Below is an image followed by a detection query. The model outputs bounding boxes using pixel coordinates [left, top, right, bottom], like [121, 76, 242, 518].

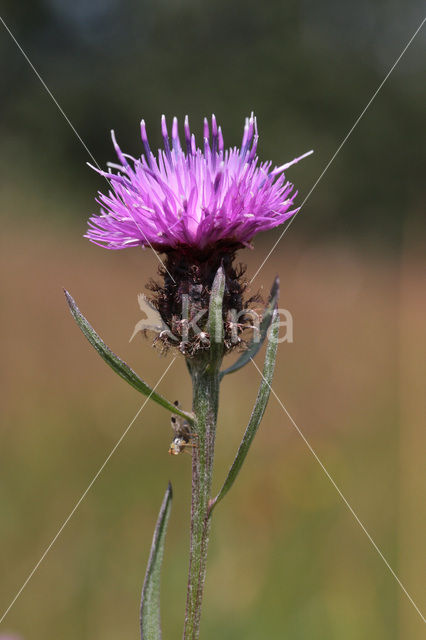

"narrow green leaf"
[208, 266, 226, 368]
[211, 310, 279, 510]
[140, 483, 173, 640]
[220, 276, 279, 379]
[65, 290, 193, 424]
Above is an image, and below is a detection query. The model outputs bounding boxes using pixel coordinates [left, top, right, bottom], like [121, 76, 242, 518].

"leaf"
[140, 483, 173, 640]
[65, 290, 193, 424]
[220, 276, 279, 379]
[208, 266, 226, 368]
[210, 309, 280, 510]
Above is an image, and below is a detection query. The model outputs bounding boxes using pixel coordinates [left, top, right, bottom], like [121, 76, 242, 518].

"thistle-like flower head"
[86, 114, 312, 252]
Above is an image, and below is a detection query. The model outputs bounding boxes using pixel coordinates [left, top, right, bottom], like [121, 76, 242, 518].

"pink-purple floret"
[85, 114, 312, 251]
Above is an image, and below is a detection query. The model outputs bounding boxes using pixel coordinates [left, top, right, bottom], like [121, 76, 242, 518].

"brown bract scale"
[146, 242, 262, 357]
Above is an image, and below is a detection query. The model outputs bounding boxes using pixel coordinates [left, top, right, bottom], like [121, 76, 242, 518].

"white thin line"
[250, 15, 426, 283]
[0, 15, 176, 284]
[0, 15, 99, 167]
[250, 357, 426, 624]
[0, 357, 176, 625]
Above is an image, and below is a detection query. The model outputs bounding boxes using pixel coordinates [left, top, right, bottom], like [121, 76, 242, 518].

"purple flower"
[85, 114, 312, 252]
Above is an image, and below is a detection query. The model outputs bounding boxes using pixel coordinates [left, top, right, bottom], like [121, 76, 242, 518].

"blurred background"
[0, 1, 425, 638]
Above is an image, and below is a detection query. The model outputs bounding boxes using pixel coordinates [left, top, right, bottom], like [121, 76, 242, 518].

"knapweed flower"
[86, 114, 311, 252]
[86, 115, 311, 355]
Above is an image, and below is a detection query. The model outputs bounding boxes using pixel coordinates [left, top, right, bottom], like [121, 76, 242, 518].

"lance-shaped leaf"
[140, 483, 173, 640]
[220, 276, 279, 379]
[208, 266, 226, 368]
[65, 290, 193, 424]
[210, 310, 279, 510]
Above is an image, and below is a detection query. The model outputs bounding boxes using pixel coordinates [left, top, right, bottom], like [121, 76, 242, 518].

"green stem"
[183, 355, 220, 640]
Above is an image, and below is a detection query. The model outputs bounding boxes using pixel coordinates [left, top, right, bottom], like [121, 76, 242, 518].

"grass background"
[0, 219, 424, 638]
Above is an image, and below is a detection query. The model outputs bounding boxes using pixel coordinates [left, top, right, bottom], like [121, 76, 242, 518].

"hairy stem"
[183, 356, 220, 640]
